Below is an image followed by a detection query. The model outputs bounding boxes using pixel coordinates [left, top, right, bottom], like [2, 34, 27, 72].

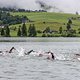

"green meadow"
[10, 12, 80, 37]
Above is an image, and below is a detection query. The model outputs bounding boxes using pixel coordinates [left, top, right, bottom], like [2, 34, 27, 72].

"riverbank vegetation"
[0, 8, 80, 37]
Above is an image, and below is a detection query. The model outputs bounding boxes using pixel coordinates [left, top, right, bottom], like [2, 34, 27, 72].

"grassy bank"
[8, 12, 80, 37]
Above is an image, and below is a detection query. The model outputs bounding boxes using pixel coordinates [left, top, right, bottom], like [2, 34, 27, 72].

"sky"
[0, 0, 80, 13]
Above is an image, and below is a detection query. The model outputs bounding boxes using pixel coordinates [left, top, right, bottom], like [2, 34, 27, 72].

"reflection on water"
[0, 38, 80, 80]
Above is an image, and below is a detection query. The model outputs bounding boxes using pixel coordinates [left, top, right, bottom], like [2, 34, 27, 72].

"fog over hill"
[0, 0, 80, 13]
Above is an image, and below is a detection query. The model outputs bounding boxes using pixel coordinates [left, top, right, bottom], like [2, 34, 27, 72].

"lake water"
[0, 37, 80, 80]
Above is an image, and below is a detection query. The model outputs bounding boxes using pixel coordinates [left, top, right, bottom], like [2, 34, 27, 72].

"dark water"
[0, 38, 80, 80]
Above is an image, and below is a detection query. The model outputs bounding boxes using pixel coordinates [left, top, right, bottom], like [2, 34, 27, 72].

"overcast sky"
[0, 0, 80, 13]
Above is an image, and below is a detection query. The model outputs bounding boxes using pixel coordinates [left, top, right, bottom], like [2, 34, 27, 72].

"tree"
[0, 20, 3, 25]
[78, 28, 80, 34]
[42, 33, 47, 37]
[17, 26, 21, 36]
[28, 24, 32, 36]
[76, 12, 79, 15]
[59, 27, 63, 34]
[68, 19, 72, 24]
[66, 23, 71, 31]
[5, 25, 10, 37]
[32, 24, 37, 37]
[44, 27, 50, 33]
[21, 23, 27, 36]
[0, 10, 29, 25]
[1, 28, 5, 36]
[28, 24, 37, 37]
[0, 11, 1, 20]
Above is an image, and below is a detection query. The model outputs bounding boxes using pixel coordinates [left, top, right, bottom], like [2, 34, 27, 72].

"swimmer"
[46, 51, 55, 60]
[9, 47, 16, 53]
[26, 50, 44, 57]
[73, 53, 80, 60]
[26, 50, 34, 55]
[0, 47, 16, 55]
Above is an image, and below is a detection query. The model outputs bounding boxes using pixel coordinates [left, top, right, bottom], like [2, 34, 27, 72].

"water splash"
[16, 47, 25, 56]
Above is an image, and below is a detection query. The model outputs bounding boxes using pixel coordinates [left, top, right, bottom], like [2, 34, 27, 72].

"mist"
[0, 0, 80, 13]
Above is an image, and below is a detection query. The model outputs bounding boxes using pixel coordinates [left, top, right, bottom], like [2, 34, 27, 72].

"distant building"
[0, 25, 5, 28]
[43, 29, 58, 34]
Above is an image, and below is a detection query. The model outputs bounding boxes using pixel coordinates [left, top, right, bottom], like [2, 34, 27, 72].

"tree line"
[58, 18, 77, 37]
[1, 19, 80, 37]
[0, 7, 47, 12]
[0, 25, 10, 37]
[0, 11, 29, 25]
[17, 23, 37, 37]
[0, 23, 37, 37]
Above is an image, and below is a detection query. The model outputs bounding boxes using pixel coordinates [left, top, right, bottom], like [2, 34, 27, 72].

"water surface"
[0, 37, 80, 80]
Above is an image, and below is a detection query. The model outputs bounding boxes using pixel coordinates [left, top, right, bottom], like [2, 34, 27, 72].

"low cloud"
[0, 0, 80, 13]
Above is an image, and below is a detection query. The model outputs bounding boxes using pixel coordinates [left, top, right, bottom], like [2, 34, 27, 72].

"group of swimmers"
[0, 47, 55, 60]
[0, 47, 80, 60]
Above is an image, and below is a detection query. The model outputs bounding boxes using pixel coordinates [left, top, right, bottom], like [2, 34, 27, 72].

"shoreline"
[0, 37, 80, 42]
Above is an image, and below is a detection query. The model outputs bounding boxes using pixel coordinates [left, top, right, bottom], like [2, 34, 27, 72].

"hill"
[9, 12, 80, 37]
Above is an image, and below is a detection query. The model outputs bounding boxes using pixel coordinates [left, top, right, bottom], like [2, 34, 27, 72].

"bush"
[52, 34, 61, 37]
[42, 33, 47, 37]
[37, 30, 42, 33]
[67, 33, 76, 37]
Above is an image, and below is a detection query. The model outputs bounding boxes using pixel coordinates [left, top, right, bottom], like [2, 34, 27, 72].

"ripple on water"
[0, 41, 80, 80]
